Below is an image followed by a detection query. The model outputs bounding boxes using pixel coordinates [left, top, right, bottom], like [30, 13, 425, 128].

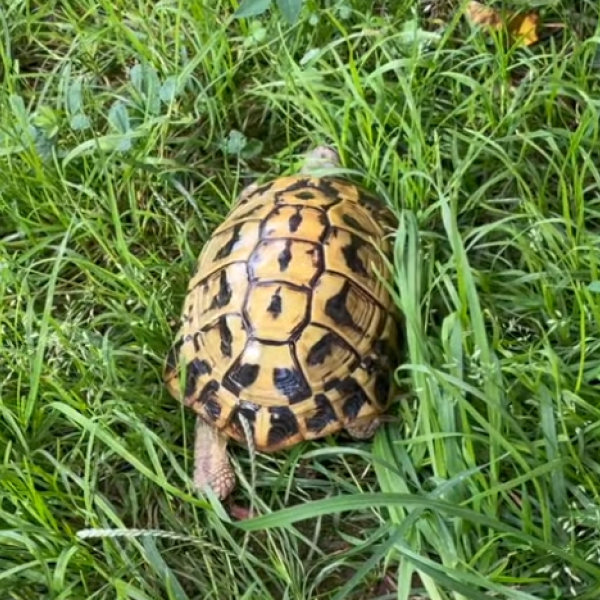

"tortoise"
[164, 145, 400, 502]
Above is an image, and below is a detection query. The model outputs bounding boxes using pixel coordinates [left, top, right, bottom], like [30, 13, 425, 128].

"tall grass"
[2, 0, 600, 598]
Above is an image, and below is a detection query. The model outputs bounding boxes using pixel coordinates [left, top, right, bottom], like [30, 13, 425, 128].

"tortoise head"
[300, 145, 341, 174]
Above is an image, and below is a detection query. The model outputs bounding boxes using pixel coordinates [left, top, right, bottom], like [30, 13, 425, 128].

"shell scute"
[248, 238, 324, 287]
[221, 340, 311, 406]
[313, 273, 385, 351]
[261, 205, 329, 242]
[324, 227, 391, 298]
[244, 282, 310, 342]
[295, 324, 360, 389]
[188, 263, 248, 330]
[194, 221, 259, 280]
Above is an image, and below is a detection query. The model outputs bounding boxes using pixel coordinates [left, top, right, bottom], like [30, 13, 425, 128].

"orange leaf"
[508, 12, 539, 46]
[465, 1, 540, 46]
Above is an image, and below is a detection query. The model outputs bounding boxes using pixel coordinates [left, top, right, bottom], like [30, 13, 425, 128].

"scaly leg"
[193, 416, 236, 500]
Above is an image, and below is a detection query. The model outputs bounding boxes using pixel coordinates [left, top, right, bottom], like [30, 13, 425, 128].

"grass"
[2, 0, 600, 598]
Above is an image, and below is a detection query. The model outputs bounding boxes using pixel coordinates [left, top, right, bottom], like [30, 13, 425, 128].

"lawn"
[2, 0, 600, 598]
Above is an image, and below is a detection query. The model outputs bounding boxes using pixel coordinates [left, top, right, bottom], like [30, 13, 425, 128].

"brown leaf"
[466, 0, 504, 29]
[465, 1, 540, 46]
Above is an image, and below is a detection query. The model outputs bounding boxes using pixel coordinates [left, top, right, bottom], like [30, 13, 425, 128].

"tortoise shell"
[164, 175, 399, 453]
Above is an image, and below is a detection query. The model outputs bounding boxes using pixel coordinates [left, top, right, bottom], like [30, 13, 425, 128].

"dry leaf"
[508, 11, 540, 45]
[465, 1, 540, 46]
[465, 0, 504, 29]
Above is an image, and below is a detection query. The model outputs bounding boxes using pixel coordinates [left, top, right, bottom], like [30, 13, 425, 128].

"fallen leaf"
[465, 1, 540, 46]
[466, 0, 503, 29]
[508, 11, 540, 46]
